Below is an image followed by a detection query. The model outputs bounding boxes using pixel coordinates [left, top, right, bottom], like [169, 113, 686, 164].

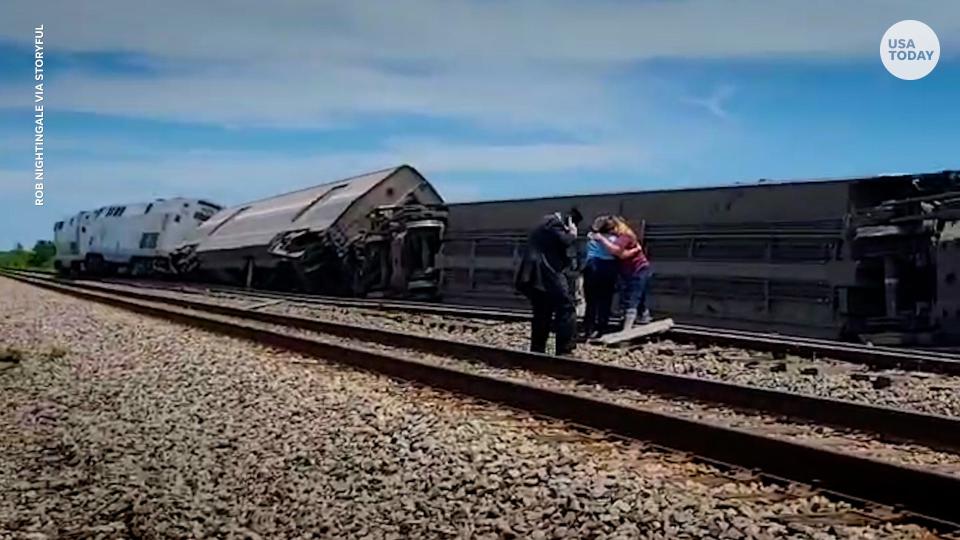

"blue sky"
[0, 0, 958, 248]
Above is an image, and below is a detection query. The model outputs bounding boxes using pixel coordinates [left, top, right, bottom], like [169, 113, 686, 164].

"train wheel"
[84, 254, 106, 276]
[130, 258, 150, 277]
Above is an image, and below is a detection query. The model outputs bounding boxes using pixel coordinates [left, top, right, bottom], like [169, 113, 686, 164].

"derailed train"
[172, 165, 447, 297]
[438, 170, 960, 344]
[51, 166, 960, 343]
[53, 165, 448, 298]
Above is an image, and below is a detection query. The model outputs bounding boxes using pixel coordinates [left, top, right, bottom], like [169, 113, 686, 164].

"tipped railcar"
[439, 170, 960, 345]
[53, 198, 222, 276]
[172, 165, 447, 298]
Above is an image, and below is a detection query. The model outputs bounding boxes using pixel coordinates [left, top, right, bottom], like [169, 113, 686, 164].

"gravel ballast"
[247, 298, 960, 419]
[71, 279, 960, 420]
[54, 281, 960, 474]
[0, 277, 945, 539]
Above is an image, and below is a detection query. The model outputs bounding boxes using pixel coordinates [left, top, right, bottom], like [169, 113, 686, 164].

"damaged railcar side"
[172, 165, 448, 298]
[439, 170, 960, 345]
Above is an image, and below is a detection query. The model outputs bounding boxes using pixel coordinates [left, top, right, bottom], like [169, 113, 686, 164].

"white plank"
[598, 318, 674, 346]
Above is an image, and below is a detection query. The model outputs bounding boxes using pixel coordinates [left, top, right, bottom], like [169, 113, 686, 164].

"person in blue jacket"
[581, 215, 619, 339]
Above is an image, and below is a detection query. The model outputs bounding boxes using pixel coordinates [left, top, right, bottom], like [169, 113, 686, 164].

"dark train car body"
[439, 171, 960, 344]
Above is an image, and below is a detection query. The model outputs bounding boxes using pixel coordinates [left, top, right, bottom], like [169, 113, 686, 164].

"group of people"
[514, 208, 652, 355]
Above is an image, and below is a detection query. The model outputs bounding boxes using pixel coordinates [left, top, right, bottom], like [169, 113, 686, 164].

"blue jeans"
[620, 266, 652, 314]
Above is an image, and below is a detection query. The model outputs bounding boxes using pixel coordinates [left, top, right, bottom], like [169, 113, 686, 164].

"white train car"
[52, 211, 88, 271]
[172, 165, 447, 298]
[53, 198, 222, 276]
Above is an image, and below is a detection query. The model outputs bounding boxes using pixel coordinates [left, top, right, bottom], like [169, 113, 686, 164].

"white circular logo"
[881, 20, 940, 80]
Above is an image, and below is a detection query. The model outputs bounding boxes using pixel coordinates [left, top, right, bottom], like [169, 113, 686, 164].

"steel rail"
[7, 268, 960, 372]
[75, 272, 960, 373]
[3, 271, 960, 529]
[665, 326, 960, 375]
[676, 323, 960, 360]
[7, 270, 960, 454]
[247, 297, 960, 374]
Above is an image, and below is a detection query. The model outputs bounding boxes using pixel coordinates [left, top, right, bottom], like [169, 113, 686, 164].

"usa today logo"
[881, 20, 940, 80]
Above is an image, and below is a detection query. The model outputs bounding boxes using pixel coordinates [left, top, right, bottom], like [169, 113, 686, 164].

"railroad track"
[18, 267, 960, 375]
[4, 269, 960, 531]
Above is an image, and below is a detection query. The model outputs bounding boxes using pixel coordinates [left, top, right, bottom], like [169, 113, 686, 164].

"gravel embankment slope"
[0, 279, 937, 539]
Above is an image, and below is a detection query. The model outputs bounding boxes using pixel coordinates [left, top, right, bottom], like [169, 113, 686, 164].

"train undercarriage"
[173, 204, 448, 299]
[848, 182, 960, 344]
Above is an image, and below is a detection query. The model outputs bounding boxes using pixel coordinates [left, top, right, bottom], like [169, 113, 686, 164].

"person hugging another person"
[581, 215, 619, 339]
[589, 216, 652, 331]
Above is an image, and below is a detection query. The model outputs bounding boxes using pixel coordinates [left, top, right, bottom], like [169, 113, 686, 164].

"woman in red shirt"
[589, 217, 652, 331]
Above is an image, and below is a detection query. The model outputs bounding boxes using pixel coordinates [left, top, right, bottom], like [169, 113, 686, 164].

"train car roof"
[445, 170, 960, 207]
[55, 197, 219, 220]
[192, 164, 424, 252]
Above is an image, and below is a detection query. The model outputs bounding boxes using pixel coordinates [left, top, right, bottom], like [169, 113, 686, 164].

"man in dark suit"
[515, 207, 583, 355]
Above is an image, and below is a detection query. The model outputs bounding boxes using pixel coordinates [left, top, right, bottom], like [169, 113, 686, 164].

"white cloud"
[1, 137, 649, 211]
[1, 0, 955, 245]
[682, 84, 736, 119]
[1, 0, 957, 130]
[5, 1, 959, 63]
[2, 61, 616, 132]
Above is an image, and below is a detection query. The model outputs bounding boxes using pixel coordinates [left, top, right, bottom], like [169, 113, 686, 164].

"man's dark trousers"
[529, 284, 576, 355]
[582, 258, 618, 337]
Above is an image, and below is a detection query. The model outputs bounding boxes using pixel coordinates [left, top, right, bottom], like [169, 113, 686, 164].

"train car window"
[193, 211, 212, 222]
[94, 208, 104, 218]
[183, 202, 189, 208]
[118, 207, 126, 217]
[174, 215, 181, 223]
[199, 200, 222, 211]
[145, 203, 153, 214]
[139, 232, 159, 249]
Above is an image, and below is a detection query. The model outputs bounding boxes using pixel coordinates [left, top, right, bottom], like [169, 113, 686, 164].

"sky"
[0, 0, 958, 248]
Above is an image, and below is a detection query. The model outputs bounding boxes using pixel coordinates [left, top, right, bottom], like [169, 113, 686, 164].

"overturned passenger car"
[172, 165, 447, 298]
